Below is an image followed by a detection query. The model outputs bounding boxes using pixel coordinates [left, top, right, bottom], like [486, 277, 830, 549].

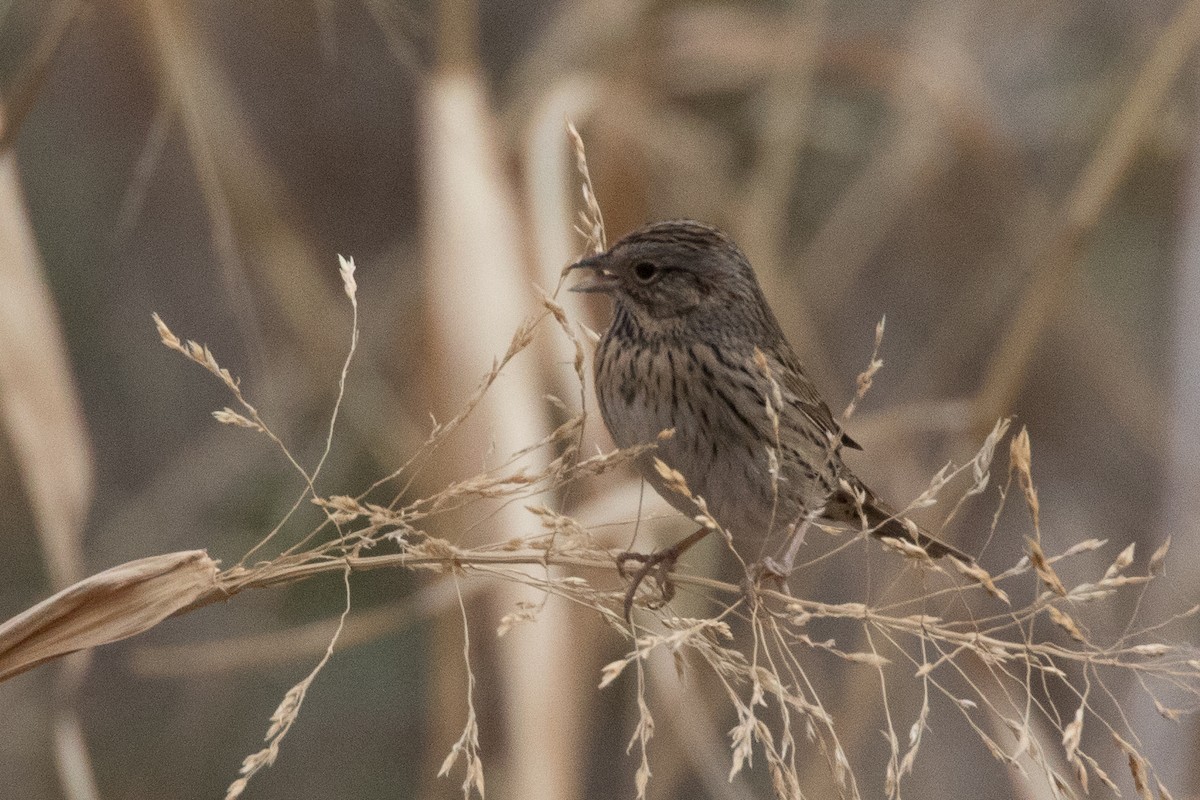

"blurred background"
[1, 1, 1198, 798]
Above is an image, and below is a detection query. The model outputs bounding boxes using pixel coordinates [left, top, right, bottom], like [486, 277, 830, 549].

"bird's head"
[568, 220, 765, 325]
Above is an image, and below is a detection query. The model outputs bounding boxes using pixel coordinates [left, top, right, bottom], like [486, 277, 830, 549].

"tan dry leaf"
[1148, 535, 1171, 576]
[653, 457, 691, 497]
[1010, 427, 1040, 529]
[212, 407, 263, 431]
[953, 558, 1011, 605]
[879, 535, 934, 562]
[566, 120, 606, 254]
[598, 658, 631, 689]
[1060, 538, 1107, 558]
[1154, 699, 1182, 721]
[0, 550, 219, 682]
[1047, 605, 1086, 642]
[1104, 542, 1136, 580]
[496, 602, 539, 637]
[1067, 585, 1118, 603]
[843, 651, 891, 667]
[828, 602, 869, 618]
[1062, 704, 1083, 761]
[1112, 733, 1153, 800]
[337, 254, 357, 300]
[1026, 537, 1068, 597]
[1128, 643, 1168, 657]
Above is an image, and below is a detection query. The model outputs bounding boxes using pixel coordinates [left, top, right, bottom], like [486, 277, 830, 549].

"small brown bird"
[570, 220, 969, 617]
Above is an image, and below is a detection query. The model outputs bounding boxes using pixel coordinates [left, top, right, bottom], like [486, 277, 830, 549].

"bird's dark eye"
[633, 261, 658, 282]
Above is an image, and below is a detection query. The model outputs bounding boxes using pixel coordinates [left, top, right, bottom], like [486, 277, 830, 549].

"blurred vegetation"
[1, 1, 1198, 799]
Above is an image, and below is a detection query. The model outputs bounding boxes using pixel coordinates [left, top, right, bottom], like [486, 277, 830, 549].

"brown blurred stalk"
[0, 113, 97, 799]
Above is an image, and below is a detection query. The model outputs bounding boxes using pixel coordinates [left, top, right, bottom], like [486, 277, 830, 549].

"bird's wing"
[772, 346, 862, 451]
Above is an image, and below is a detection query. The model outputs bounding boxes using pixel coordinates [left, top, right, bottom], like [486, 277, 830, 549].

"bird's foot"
[752, 556, 792, 583]
[616, 548, 683, 621]
[742, 558, 793, 609]
[616, 527, 712, 621]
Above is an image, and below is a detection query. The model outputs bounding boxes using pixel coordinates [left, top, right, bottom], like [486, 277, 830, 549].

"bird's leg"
[617, 526, 711, 620]
[764, 518, 810, 578]
[748, 517, 811, 595]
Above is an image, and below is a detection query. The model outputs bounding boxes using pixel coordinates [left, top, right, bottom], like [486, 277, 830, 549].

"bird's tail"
[828, 484, 973, 563]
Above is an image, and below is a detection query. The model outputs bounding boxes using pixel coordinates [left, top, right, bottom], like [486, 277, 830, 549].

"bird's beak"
[566, 253, 619, 294]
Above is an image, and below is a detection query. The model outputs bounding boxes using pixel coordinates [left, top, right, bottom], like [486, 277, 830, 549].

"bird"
[568, 220, 970, 618]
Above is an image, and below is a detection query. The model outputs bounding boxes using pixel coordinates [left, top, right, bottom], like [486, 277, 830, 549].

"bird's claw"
[615, 551, 646, 580]
[752, 557, 792, 585]
[741, 558, 794, 609]
[617, 549, 681, 620]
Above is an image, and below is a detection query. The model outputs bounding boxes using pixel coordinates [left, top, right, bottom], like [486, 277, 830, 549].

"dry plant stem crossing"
[169, 546, 1193, 681]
